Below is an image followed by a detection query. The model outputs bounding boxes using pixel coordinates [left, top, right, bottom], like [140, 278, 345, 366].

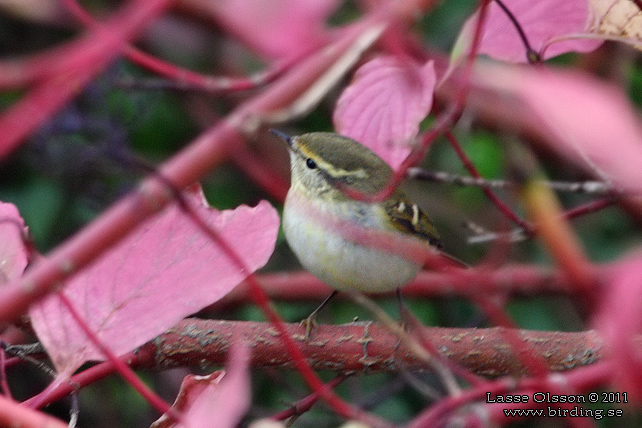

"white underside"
[283, 191, 422, 293]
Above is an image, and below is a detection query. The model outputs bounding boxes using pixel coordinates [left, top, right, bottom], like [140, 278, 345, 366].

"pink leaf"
[591, 0, 642, 48]
[333, 56, 436, 169]
[181, 343, 251, 428]
[0, 202, 28, 284]
[474, 62, 642, 193]
[30, 189, 279, 373]
[151, 371, 226, 428]
[197, 0, 338, 60]
[454, 0, 602, 63]
[595, 253, 642, 401]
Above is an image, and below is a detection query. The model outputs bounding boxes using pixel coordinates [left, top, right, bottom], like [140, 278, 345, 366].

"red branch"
[271, 375, 347, 421]
[0, 0, 632, 425]
[163, 182, 385, 426]
[0, 0, 412, 325]
[135, 319, 603, 378]
[61, 0, 289, 93]
[0, 395, 67, 428]
[0, 3, 446, 427]
[24, 348, 156, 409]
[51, 294, 173, 417]
[409, 362, 613, 427]
[0, 0, 173, 158]
[23, 319, 607, 410]
[216, 264, 593, 309]
[445, 130, 534, 234]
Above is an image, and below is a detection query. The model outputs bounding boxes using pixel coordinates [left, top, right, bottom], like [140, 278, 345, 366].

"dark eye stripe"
[306, 158, 317, 169]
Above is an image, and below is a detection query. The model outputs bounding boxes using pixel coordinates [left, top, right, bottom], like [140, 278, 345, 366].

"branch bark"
[136, 319, 603, 378]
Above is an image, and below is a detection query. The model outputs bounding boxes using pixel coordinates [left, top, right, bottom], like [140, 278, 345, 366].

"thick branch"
[136, 319, 603, 378]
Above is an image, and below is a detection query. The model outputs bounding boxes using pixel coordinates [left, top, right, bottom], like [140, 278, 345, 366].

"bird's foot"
[300, 315, 318, 341]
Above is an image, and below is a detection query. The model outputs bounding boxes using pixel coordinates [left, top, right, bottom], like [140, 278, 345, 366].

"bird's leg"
[397, 287, 410, 329]
[302, 290, 338, 340]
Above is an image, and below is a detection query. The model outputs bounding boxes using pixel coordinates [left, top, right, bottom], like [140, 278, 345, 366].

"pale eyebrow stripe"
[298, 146, 369, 178]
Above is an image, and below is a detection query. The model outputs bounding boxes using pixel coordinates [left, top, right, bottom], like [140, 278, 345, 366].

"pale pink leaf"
[595, 252, 642, 400]
[475, 62, 642, 193]
[30, 189, 278, 373]
[181, 343, 251, 428]
[195, 0, 338, 60]
[453, 0, 602, 63]
[333, 56, 436, 169]
[151, 371, 226, 428]
[591, 0, 642, 48]
[0, 202, 28, 284]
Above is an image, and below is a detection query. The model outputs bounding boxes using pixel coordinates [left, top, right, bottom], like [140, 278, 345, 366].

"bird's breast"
[283, 190, 423, 293]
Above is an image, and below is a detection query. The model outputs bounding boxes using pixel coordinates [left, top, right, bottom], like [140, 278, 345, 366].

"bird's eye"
[305, 158, 317, 169]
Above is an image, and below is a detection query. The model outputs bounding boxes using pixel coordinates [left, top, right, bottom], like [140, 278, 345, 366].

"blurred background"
[1, 0, 641, 426]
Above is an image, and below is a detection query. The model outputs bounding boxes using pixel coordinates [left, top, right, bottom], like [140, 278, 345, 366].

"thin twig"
[272, 375, 347, 424]
[563, 197, 617, 219]
[0, 349, 11, 400]
[1, 343, 54, 378]
[69, 394, 79, 428]
[22, 349, 151, 409]
[346, 292, 464, 396]
[127, 162, 390, 428]
[466, 197, 618, 244]
[407, 168, 613, 194]
[63, 0, 289, 94]
[398, 369, 442, 401]
[492, 0, 541, 63]
[334, 0, 493, 204]
[53, 293, 175, 419]
[113, 68, 283, 94]
[445, 130, 535, 235]
[466, 226, 526, 244]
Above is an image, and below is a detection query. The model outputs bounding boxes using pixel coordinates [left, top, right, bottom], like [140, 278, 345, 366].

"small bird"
[273, 130, 447, 336]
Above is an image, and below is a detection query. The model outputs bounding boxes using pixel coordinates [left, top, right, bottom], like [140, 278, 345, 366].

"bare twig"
[48, 294, 174, 418]
[446, 130, 535, 235]
[63, 0, 290, 94]
[272, 375, 347, 424]
[466, 225, 526, 244]
[492, 0, 541, 63]
[346, 292, 463, 395]
[113, 67, 286, 94]
[407, 168, 613, 195]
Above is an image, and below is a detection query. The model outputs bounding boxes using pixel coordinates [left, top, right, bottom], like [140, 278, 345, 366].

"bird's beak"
[270, 129, 294, 150]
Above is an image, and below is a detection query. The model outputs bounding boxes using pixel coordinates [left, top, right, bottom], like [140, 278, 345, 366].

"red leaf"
[0, 202, 28, 284]
[333, 56, 436, 169]
[454, 0, 602, 63]
[30, 189, 278, 373]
